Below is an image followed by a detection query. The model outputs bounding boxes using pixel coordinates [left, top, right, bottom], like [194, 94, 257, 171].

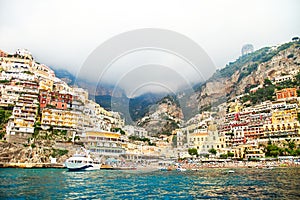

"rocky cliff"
[193, 40, 300, 113]
[0, 130, 81, 164]
[137, 95, 183, 136]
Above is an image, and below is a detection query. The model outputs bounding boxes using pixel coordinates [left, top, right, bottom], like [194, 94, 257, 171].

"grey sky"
[0, 0, 299, 96]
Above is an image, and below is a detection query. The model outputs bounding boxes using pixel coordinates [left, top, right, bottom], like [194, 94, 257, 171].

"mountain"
[53, 68, 76, 85]
[129, 93, 167, 122]
[53, 68, 169, 123]
[137, 39, 300, 136]
[188, 40, 300, 113]
[94, 93, 166, 124]
[53, 68, 124, 97]
[137, 95, 183, 136]
[52, 39, 300, 125]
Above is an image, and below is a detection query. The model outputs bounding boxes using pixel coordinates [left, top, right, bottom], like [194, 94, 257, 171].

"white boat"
[176, 167, 187, 172]
[64, 148, 101, 171]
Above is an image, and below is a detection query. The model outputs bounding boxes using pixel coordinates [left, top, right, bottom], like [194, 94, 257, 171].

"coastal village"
[0, 39, 300, 169]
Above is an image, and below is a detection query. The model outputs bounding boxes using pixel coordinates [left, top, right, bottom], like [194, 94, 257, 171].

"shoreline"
[0, 162, 65, 169]
[1, 161, 299, 170]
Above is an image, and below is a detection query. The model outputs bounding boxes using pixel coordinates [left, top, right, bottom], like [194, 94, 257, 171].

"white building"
[123, 125, 148, 138]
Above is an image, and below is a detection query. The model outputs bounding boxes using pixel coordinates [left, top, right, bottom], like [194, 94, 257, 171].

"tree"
[288, 141, 295, 150]
[265, 144, 280, 157]
[188, 148, 198, 157]
[263, 78, 273, 87]
[227, 152, 234, 157]
[208, 148, 217, 155]
[220, 154, 228, 159]
[292, 36, 299, 41]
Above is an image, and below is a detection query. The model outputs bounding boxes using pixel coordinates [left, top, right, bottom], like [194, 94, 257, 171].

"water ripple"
[0, 168, 299, 199]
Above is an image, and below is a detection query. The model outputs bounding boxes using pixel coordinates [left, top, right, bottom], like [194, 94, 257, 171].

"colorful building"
[276, 88, 297, 101]
[41, 108, 79, 130]
[39, 90, 72, 110]
[264, 108, 299, 137]
[82, 131, 126, 157]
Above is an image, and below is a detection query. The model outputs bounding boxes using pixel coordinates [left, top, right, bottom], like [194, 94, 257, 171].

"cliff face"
[0, 142, 73, 164]
[137, 96, 183, 136]
[0, 130, 82, 164]
[129, 41, 300, 128]
[195, 41, 300, 112]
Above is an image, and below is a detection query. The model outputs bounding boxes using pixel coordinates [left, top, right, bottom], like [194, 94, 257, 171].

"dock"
[0, 162, 65, 169]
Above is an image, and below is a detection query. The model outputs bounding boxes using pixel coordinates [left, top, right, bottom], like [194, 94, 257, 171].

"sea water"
[0, 167, 299, 199]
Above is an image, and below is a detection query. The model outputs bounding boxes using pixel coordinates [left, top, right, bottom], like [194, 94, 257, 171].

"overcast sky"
[0, 0, 299, 96]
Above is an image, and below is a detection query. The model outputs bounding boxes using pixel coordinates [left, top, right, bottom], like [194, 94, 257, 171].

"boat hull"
[65, 162, 101, 171]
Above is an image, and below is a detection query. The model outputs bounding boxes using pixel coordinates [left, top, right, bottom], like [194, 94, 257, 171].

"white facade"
[123, 125, 148, 138]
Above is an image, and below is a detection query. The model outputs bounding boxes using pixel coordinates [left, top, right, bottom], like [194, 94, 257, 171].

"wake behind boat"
[64, 148, 101, 171]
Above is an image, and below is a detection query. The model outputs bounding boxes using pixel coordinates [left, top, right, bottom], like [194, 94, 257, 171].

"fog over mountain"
[1, 0, 299, 96]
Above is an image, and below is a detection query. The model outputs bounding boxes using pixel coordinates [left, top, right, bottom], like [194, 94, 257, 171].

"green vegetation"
[22, 71, 34, 75]
[128, 135, 155, 146]
[208, 148, 217, 155]
[111, 127, 125, 135]
[219, 154, 228, 159]
[242, 72, 300, 106]
[237, 63, 258, 82]
[264, 141, 300, 157]
[159, 95, 181, 108]
[0, 107, 12, 124]
[160, 120, 179, 136]
[242, 79, 275, 105]
[212, 41, 296, 81]
[0, 79, 10, 84]
[33, 122, 42, 138]
[188, 148, 198, 157]
[46, 104, 56, 109]
[275, 72, 300, 90]
[227, 152, 234, 157]
[172, 135, 177, 148]
[51, 148, 69, 158]
[0, 107, 12, 139]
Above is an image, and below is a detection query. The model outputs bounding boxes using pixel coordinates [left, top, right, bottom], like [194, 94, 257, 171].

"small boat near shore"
[176, 167, 187, 172]
[64, 148, 101, 171]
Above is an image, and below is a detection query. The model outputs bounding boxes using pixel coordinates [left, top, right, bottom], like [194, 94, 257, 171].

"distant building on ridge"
[241, 44, 254, 56]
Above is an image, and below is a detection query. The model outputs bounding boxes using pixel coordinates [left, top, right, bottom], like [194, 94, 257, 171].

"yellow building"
[83, 131, 126, 157]
[39, 79, 53, 91]
[264, 108, 299, 136]
[228, 101, 243, 113]
[41, 108, 79, 129]
[189, 124, 226, 155]
[231, 144, 265, 159]
[0, 56, 33, 71]
[32, 64, 55, 79]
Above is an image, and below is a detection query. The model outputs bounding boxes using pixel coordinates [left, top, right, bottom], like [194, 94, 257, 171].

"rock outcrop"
[194, 41, 300, 112]
[137, 96, 183, 136]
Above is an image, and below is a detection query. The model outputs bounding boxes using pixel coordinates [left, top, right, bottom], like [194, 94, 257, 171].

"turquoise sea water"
[0, 167, 299, 199]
